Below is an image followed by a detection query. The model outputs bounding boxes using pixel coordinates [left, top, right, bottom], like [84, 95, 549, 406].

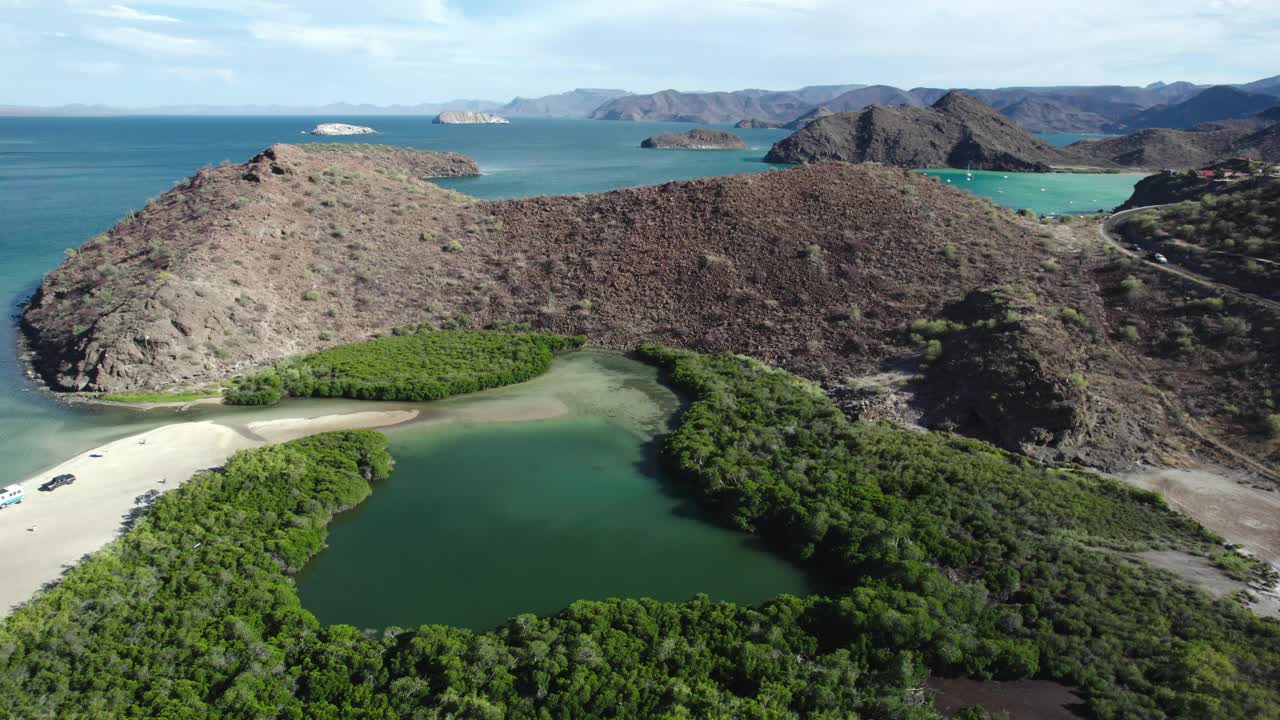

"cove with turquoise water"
[295, 351, 810, 630]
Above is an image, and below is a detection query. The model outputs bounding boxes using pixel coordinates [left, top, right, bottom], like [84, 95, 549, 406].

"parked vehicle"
[0, 484, 22, 509]
[39, 474, 75, 492]
[1151, 253, 1169, 264]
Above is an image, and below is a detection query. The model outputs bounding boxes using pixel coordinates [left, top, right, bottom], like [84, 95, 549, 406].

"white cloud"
[85, 26, 214, 55]
[88, 4, 181, 23]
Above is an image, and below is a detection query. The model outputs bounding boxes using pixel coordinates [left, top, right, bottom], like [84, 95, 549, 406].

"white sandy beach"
[0, 409, 417, 617]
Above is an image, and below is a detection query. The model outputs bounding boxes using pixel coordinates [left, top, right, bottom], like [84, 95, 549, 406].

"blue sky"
[2, 0, 1278, 106]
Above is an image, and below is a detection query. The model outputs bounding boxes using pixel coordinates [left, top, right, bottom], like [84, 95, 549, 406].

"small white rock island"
[433, 111, 510, 125]
[308, 123, 379, 136]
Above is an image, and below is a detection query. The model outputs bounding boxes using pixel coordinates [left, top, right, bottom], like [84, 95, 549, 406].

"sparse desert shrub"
[96, 263, 118, 278]
[1069, 372, 1089, 390]
[302, 290, 321, 301]
[1221, 316, 1251, 337]
[910, 318, 963, 340]
[1039, 259, 1059, 272]
[924, 339, 944, 362]
[1121, 275, 1143, 292]
[575, 298, 594, 312]
[1267, 414, 1280, 437]
[1058, 307, 1088, 328]
[1119, 325, 1140, 341]
[444, 240, 464, 252]
[1187, 297, 1225, 313]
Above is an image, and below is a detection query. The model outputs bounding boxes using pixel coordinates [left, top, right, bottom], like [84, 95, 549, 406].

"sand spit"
[0, 409, 416, 616]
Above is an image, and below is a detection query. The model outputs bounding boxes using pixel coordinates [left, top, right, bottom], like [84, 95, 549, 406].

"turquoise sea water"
[0, 117, 1144, 613]
[1036, 132, 1116, 147]
[921, 169, 1147, 215]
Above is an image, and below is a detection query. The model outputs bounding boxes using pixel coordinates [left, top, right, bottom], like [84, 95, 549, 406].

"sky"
[2, 0, 1278, 107]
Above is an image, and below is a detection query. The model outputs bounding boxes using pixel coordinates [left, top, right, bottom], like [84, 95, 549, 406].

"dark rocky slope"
[1118, 159, 1269, 209]
[1069, 122, 1280, 169]
[640, 128, 747, 149]
[764, 91, 1073, 171]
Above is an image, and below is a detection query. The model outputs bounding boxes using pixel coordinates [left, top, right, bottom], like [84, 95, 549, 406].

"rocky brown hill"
[1068, 122, 1280, 169]
[23, 143, 1050, 395]
[734, 118, 785, 129]
[22, 143, 1280, 477]
[640, 129, 747, 149]
[763, 92, 1073, 171]
[999, 95, 1111, 133]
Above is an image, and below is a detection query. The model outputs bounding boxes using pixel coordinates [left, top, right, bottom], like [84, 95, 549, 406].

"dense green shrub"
[640, 346, 1280, 719]
[3, 349, 1278, 719]
[1141, 180, 1279, 260]
[225, 329, 585, 405]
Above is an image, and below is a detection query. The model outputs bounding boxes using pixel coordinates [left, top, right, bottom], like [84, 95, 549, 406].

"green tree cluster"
[225, 329, 584, 405]
[2, 348, 1278, 719]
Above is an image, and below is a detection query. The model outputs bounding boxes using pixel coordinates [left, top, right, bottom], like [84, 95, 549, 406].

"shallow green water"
[295, 352, 810, 630]
[920, 169, 1148, 215]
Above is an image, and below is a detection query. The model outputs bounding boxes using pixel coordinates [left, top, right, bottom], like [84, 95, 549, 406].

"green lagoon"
[295, 352, 810, 629]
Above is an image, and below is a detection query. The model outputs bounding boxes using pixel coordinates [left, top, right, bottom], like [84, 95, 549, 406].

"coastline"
[0, 408, 418, 617]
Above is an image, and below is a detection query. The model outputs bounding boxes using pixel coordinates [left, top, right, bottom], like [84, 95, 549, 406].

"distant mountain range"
[586, 85, 865, 123]
[1106, 86, 1280, 132]
[591, 79, 1280, 134]
[499, 89, 632, 118]
[4, 76, 1278, 135]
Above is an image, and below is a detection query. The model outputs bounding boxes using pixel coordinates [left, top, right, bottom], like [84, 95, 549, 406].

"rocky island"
[640, 128, 748, 149]
[433, 111, 510, 124]
[734, 118, 785, 129]
[308, 123, 378, 136]
[764, 91, 1074, 171]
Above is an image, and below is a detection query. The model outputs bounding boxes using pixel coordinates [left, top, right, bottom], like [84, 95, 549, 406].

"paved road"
[1099, 205, 1280, 314]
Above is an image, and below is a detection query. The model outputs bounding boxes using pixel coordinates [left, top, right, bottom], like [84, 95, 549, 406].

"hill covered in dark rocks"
[764, 92, 1074, 171]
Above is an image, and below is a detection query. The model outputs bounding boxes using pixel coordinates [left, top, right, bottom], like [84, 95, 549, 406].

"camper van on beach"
[0, 484, 23, 509]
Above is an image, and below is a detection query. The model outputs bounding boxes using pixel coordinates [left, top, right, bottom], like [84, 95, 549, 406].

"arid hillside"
[25, 143, 1052, 394]
[764, 92, 1076, 171]
[22, 143, 1280, 477]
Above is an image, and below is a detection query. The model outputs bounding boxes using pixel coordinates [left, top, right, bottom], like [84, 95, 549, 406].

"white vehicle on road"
[0, 484, 23, 509]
